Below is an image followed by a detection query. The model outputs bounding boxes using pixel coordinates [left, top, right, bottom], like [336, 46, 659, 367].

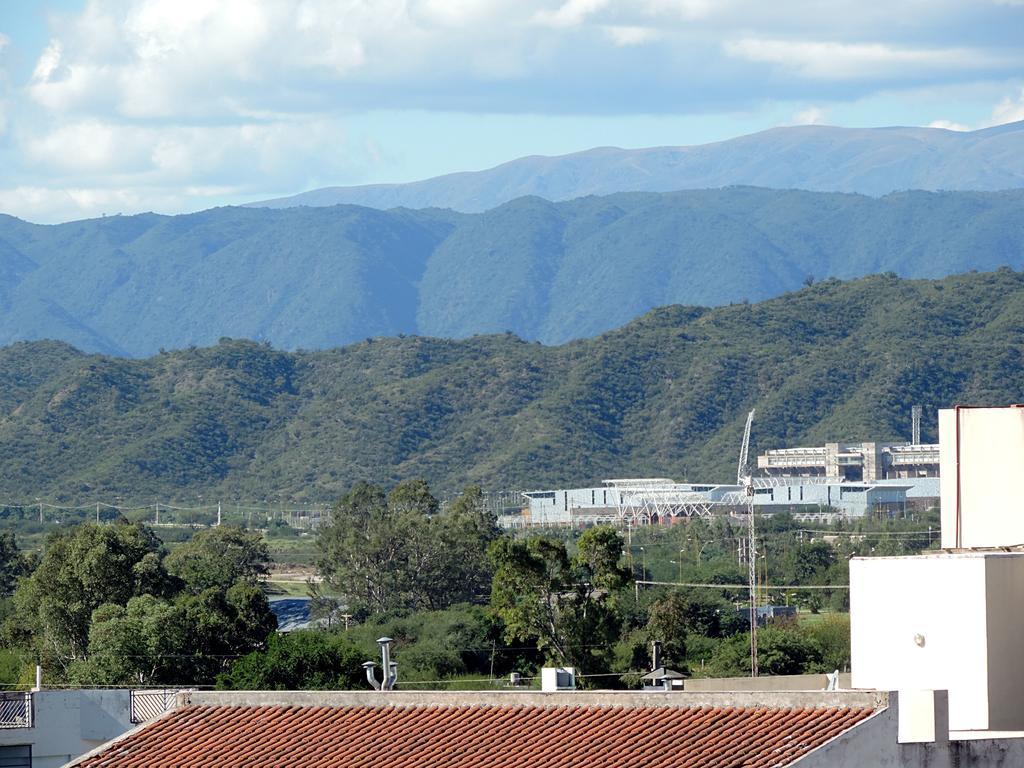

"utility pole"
[96, 503, 100, 524]
[217, 501, 222, 527]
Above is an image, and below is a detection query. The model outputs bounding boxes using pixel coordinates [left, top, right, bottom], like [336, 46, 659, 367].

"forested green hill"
[3, 188, 1024, 355]
[1, 270, 1022, 504]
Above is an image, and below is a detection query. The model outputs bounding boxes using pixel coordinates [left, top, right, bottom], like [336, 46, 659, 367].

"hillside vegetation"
[251, 121, 1024, 212]
[1, 270, 1022, 503]
[3, 188, 1024, 354]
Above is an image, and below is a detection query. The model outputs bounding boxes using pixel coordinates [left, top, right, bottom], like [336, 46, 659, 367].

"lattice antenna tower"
[912, 405, 922, 445]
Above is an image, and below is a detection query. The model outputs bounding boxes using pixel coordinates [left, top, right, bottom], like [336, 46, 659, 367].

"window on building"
[0, 745, 31, 768]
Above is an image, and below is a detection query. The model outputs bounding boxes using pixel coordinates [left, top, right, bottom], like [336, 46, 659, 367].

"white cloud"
[928, 119, 970, 131]
[635, 0, 716, 19]
[4, 0, 1024, 222]
[533, 0, 610, 28]
[602, 25, 659, 46]
[793, 106, 827, 125]
[992, 88, 1024, 125]
[925, 87, 1024, 132]
[723, 38, 1008, 80]
[20, 117, 359, 184]
[0, 184, 217, 223]
[26, 120, 139, 173]
[31, 39, 63, 83]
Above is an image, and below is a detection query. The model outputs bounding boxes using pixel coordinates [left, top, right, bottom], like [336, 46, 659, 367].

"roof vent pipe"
[363, 637, 398, 691]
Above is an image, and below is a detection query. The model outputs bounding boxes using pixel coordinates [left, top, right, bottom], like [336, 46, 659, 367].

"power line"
[636, 579, 848, 590]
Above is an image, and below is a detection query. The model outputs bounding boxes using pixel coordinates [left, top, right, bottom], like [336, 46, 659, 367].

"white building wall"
[0, 690, 135, 768]
[851, 551, 1024, 733]
[851, 553, 991, 731]
[939, 407, 1024, 549]
[794, 698, 1024, 768]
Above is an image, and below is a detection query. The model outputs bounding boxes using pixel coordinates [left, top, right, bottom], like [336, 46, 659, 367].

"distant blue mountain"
[2, 187, 1024, 356]
[249, 122, 1024, 213]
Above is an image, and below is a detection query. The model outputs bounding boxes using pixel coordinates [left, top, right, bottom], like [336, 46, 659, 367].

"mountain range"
[2, 187, 1024, 356]
[250, 122, 1024, 213]
[1, 270, 1021, 503]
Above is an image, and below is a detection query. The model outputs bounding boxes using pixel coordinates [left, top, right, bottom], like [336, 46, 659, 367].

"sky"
[0, 0, 1022, 224]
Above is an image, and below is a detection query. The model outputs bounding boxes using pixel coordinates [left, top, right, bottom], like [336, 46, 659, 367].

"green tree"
[218, 631, 365, 690]
[648, 588, 744, 642]
[318, 481, 500, 614]
[708, 626, 823, 677]
[415, 485, 501, 609]
[801, 613, 851, 672]
[6, 522, 168, 675]
[70, 583, 277, 686]
[488, 526, 630, 676]
[164, 525, 271, 593]
[70, 595, 187, 686]
[317, 482, 404, 614]
[784, 542, 836, 584]
[0, 532, 29, 597]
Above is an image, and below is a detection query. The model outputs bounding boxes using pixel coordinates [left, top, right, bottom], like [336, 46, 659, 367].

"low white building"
[0, 689, 176, 768]
[518, 475, 934, 526]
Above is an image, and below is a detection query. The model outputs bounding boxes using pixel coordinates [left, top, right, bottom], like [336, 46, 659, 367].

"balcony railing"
[129, 689, 180, 724]
[0, 692, 32, 729]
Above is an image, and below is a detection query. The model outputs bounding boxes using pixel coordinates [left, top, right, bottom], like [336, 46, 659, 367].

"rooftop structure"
[851, 405, 1024, 739]
[67, 687, 1024, 767]
[71, 689, 886, 768]
[758, 441, 939, 482]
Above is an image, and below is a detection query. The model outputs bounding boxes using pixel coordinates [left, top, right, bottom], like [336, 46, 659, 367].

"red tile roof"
[75, 701, 876, 768]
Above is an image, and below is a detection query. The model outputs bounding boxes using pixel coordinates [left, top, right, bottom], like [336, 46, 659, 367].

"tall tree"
[218, 631, 365, 691]
[413, 485, 501, 610]
[488, 526, 630, 676]
[6, 522, 168, 674]
[317, 481, 501, 614]
[0, 532, 29, 598]
[317, 482, 408, 614]
[70, 583, 277, 687]
[164, 525, 271, 593]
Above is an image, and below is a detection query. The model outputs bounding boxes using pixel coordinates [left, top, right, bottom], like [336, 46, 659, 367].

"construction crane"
[736, 408, 759, 677]
[737, 408, 756, 485]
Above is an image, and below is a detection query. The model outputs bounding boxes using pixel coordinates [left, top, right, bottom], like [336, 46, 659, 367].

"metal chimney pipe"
[651, 641, 662, 672]
[377, 637, 395, 691]
[362, 661, 381, 690]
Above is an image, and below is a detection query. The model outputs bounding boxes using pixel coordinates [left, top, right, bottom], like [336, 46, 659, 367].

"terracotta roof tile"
[76, 702, 876, 768]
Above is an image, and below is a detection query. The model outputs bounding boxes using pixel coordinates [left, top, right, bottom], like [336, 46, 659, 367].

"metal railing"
[0, 692, 32, 729]
[129, 689, 180, 724]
